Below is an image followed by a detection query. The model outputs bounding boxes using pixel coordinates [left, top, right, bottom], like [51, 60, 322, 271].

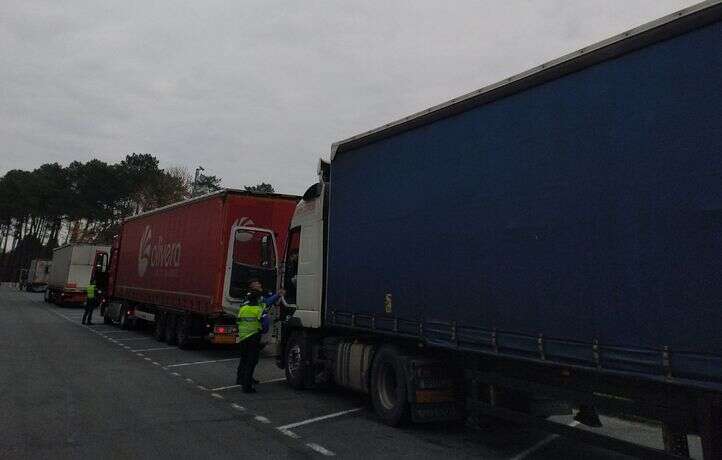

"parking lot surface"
[0, 287, 703, 459]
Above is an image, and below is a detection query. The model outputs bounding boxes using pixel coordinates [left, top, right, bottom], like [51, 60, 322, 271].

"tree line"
[0, 153, 273, 281]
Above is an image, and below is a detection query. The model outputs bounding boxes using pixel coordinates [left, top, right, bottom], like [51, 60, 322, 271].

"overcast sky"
[1, 0, 697, 194]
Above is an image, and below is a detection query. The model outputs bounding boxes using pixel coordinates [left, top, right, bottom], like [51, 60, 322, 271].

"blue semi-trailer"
[277, 1, 722, 457]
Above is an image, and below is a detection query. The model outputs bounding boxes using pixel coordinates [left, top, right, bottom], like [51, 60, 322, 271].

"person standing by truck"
[236, 290, 269, 392]
[82, 281, 97, 325]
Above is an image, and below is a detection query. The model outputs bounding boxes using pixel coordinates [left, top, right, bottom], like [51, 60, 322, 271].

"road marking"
[166, 358, 238, 368]
[144, 357, 152, 361]
[276, 408, 364, 431]
[130, 347, 176, 352]
[210, 384, 240, 391]
[509, 421, 580, 460]
[278, 429, 300, 439]
[259, 377, 286, 384]
[152, 362, 161, 366]
[209, 377, 285, 392]
[306, 443, 335, 456]
[171, 372, 181, 377]
[254, 416, 271, 424]
[231, 403, 246, 411]
[136, 353, 145, 357]
[185, 378, 195, 383]
[115, 337, 154, 341]
[211, 393, 224, 399]
[198, 385, 208, 391]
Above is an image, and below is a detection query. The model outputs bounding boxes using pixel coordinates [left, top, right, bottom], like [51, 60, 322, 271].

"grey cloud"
[1, 0, 696, 194]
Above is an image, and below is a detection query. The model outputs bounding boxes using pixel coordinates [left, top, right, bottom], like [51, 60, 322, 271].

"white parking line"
[130, 347, 176, 352]
[279, 429, 300, 439]
[166, 358, 238, 368]
[276, 408, 364, 431]
[259, 377, 286, 384]
[254, 416, 271, 424]
[509, 421, 580, 460]
[306, 443, 335, 456]
[211, 393, 224, 399]
[209, 377, 284, 392]
[210, 384, 240, 391]
[231, 403, 246, 411]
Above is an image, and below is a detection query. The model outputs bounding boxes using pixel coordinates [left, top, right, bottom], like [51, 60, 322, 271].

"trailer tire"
[176, 316, 192, 349]
[119, 308, 131, 330]
[284, 333, 309, 389]
[154, 313, 166, 342]
[370, 346, 410, 427]
[165, 314, 178, 345]
[103, 309, 113, 325]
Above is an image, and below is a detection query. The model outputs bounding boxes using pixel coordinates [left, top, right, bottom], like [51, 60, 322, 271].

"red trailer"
[103, 189, 299, 347]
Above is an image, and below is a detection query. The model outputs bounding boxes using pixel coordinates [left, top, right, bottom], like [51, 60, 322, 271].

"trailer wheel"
[103, 309, 113, 325]
[165, 314, 178, 345]
[119, 308, 131, 330]
[284, 333, 309, 389]
[176, 316, 192, 349]
[370, 346, 409, 426]
[154, 313, 166, 341]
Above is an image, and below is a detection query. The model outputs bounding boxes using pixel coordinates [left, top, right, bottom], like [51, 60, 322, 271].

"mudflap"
[404, 357, 465, 423]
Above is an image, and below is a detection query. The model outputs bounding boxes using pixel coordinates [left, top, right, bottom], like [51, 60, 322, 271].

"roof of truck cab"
[331, 0, 722, 159]
[123, 189, 300, 222]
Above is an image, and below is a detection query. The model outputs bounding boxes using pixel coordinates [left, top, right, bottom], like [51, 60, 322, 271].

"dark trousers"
[236, 334, 261, 389]
[82, 298, 96, 324]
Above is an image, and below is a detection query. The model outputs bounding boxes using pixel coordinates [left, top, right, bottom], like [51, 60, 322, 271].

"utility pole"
[192, 166, 205, 197]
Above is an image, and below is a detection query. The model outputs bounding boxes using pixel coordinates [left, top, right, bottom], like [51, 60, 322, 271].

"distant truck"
[45, 244, 111, 306]
[278, 2, 722, 458]
[25, 259, 52, 292]
[102, 190, 299, 348]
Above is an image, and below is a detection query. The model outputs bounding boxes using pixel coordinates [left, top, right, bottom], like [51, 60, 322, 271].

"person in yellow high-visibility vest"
[82, 282, 97, 325]
[236, 291, 269, 393]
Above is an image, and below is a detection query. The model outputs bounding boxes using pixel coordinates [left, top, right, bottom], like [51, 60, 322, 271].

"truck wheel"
[154, 313, 166, 341]
[119, 309, 131, 330]
[165, 314, 178, 345]
[370, 346, 410, 426]
[176, 316, 192, 349]
[284, 333, 309, 389]
[103, 309, 113, 325]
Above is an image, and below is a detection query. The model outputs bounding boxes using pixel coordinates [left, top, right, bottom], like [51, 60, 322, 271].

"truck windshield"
[229, 229, 277, 301]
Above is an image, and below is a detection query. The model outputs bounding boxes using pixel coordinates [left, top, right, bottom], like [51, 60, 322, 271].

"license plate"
[213, 335, 238, 344]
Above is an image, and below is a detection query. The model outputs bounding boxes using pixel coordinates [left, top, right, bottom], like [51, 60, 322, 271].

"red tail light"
[217, 327, 226, 333]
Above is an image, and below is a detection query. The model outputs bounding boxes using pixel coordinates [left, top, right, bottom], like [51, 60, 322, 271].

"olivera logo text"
[138, 225, 182, 277]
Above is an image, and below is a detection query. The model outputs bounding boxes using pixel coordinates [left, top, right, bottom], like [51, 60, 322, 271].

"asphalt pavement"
[0, 287, 704, 459]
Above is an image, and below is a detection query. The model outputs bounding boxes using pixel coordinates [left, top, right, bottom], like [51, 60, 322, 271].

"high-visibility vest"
[237, 304, 263, 341]
[86, 284, 96, 299]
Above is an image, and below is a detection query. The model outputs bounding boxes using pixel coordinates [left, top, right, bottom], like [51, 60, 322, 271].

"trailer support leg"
[699, 394, 722, 460]
[661, 424, 689, 457]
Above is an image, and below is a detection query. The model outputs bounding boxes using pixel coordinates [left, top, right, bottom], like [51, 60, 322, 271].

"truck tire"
[176, 315, 192, 349]
[154, 313, 166, 341]
[119, 308, 131, 330]
[103, 309, 113, 325]
[165, 314, 178, 345]
[284, 333, 309, 389]
[370, 346, 410, 426]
